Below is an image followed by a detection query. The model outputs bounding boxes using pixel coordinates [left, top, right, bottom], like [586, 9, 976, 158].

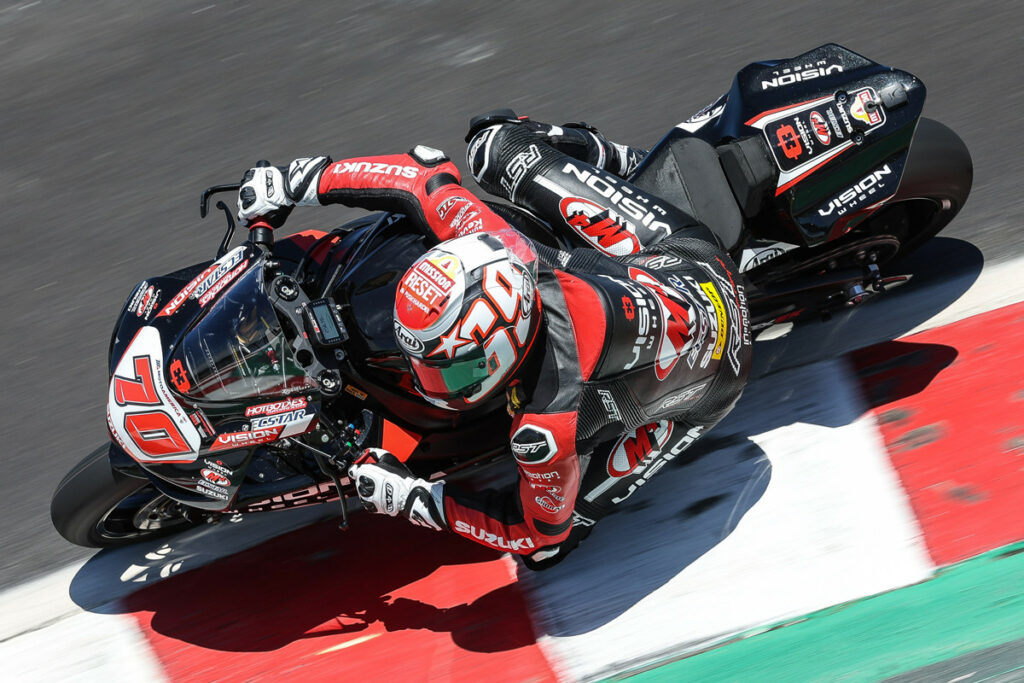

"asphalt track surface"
[1, 0, 1021, 591]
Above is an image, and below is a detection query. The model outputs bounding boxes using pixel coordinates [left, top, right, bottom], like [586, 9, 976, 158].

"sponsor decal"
[639, 254, 682, 270]
[826, 108, 847, 138]
[157, 247, 246, 318]
[775, 123, 803, 160]
[500, 144, 542, 201]
[597, 388, 622, 422]
[244, 396, 308, 417]
[761, 62, 843, 90]
[560, 163, 671, 247]
[657, 381, 709, 412]
[203, 459, 232, 477]
[621, 295, 635, 320]
[700, 282, 728, 361]
[344, 384, 368, 401]
[196, 478, 229, 500]
[558, 196, 641, 256]
[197, 259, 248, 307]
[628, 268, 695, 381]
[850, 88, 883, 125]
[737, 243, 798, 273]
[676, 96, 727, 133]
[810, 111, 831, 145]
[169, 358, 191, 393]
[446, 201, 483, 236]
[188, 409, 213, 437]
[697, 262, 746, 375]
[535, 496, 563, 513]
[210, 426, 283, 452]
[453, 520, 536, 552]
[394, 322, 425, 354]
[135, 285, 160, 319]
[200, 468, 231, 487]
[510, 424, 557, 464]
[127, 281, 148, 315]
[606, 421, 674, 478]
[610, 425, 704, 504]
[525, 470, 560, 481]
[332, 161, 418, 179]
[435, 197, 472, 224]
[817, 164, 895, 217]
[250, 408, 308, 430]
[396, 254, 461, 329]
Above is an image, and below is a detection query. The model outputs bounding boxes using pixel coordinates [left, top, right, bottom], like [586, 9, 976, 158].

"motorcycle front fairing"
[666, 43, 926, 247]
[106, 247, 322, 511]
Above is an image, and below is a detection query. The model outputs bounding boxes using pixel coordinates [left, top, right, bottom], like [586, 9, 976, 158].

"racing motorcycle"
[51, 43, 971, 548]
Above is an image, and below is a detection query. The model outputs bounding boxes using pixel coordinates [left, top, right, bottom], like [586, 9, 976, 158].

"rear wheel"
[50, 445, 199, 548]
[860, 117, 973, 257]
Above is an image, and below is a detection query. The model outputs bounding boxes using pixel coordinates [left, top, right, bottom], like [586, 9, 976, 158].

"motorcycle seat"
[629, 136, 749, 251]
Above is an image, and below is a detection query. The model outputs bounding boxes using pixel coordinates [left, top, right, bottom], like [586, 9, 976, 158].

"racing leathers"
[237, 115, 751, 569]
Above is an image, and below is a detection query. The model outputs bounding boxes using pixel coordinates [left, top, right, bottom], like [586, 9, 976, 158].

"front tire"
[50, 445, 198, 548]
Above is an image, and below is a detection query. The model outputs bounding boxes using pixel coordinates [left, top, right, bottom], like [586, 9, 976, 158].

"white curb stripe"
[525, 358, 934, 681]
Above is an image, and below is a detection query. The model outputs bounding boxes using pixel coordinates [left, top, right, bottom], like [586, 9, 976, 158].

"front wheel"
[50, 445, 199, 548]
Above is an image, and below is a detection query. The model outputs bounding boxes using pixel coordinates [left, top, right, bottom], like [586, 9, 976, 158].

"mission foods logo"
[395, 254, 462, 329]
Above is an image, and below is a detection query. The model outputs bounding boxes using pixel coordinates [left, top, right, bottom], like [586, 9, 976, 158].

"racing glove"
[236, 156, 331, 227]
[349, 449, 447, 531]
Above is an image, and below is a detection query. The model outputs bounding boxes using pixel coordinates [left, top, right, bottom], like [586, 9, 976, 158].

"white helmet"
[393, 229, 541, 410]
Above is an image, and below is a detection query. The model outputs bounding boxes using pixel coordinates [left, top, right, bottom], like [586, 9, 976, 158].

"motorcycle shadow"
[71, 503, 544, 655]
[64, 238, 980, 653]
[751, 237, 983, 381]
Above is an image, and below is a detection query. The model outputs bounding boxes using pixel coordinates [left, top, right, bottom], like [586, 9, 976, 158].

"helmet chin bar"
[266, 271, 343, 397]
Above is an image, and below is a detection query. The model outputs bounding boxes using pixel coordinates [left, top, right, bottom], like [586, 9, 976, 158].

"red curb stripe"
[123, 516, 557, 681]
[852, 302, 1024, 566]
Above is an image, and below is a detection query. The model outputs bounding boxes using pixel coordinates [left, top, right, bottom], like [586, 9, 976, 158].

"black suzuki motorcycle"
[51, 44, 971, 548]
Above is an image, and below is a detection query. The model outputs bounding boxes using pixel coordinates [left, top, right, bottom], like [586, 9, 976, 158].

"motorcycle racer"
[236, 112, 751, 569]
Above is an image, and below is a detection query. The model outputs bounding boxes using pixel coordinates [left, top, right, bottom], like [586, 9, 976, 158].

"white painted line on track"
[0, 610, 166, 683]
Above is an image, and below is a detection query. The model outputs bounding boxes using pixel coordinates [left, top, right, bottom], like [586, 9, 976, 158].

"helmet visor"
[409, 351, 490, 402]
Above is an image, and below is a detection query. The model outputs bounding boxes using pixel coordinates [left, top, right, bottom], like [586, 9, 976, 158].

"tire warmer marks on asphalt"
[620, 301, 1024, 680]
[122, 516, 558, 682]
[851, 300, 1024, 566]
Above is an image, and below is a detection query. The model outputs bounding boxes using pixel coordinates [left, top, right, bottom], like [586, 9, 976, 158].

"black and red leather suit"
[299, 116, 751, 567]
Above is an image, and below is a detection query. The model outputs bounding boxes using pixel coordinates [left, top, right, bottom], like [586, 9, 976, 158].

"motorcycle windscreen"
[170, 263, 315, 401]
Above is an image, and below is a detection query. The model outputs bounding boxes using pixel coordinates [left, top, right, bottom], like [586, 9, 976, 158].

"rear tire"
[865, 117, 973, 257]
[50, 445, 198, 548]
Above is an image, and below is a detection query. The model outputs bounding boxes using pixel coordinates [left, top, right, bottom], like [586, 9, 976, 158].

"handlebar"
[200, 183, 275, 254]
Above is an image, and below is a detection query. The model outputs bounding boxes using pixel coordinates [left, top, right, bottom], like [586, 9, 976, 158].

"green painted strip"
[610, 542, 1024, 683]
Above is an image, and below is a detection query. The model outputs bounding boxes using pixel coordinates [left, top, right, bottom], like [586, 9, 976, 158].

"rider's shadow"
[513, 237, 981, 637]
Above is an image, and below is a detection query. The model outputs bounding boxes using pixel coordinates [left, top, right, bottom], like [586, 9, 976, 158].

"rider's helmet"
[393, 229, 542, 410]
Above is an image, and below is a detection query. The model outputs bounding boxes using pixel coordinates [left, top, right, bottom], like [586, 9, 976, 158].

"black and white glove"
[348, 449, 447, 531]
[236, 156, 331, 227]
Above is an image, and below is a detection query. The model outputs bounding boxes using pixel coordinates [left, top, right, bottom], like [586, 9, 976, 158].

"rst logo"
[332, 161, 418, 179]
[818, 164, 894, 217]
